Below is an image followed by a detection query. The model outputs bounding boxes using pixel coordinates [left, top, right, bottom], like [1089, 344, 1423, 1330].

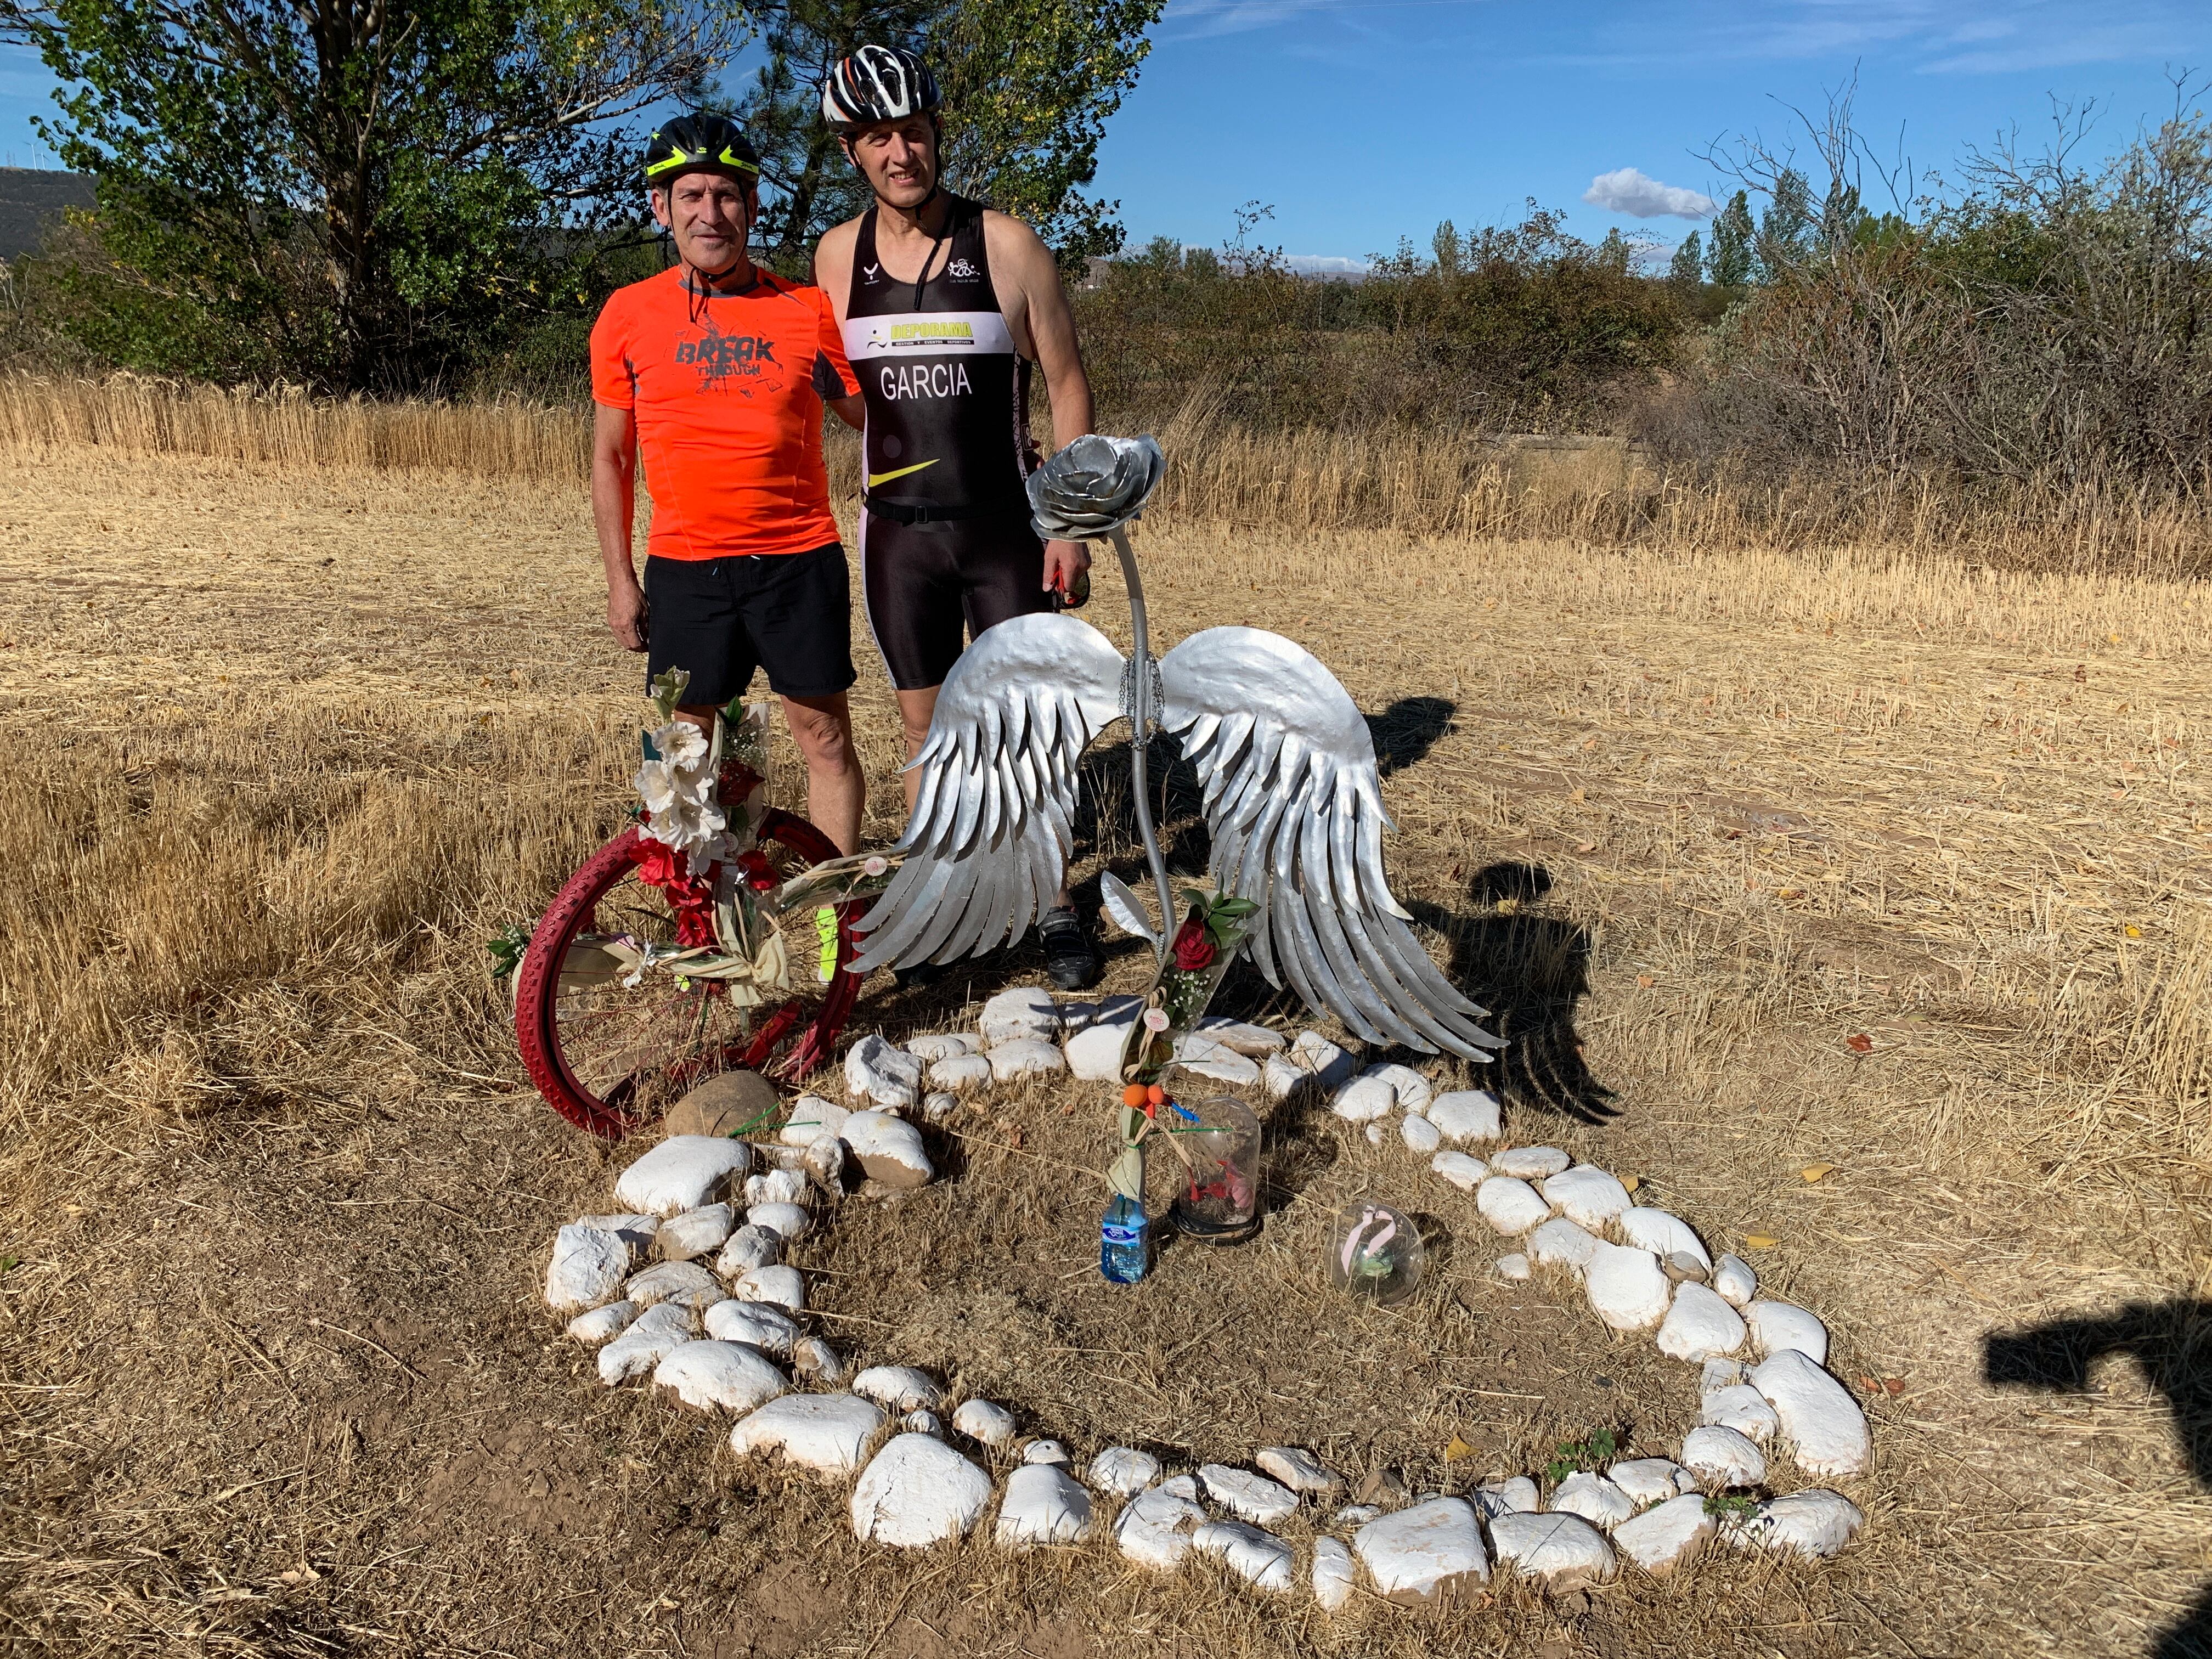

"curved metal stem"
[1111, 526, 1176, 963]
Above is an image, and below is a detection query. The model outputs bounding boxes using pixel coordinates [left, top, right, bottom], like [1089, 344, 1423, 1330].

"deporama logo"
[879, 320, 975, 346]
[946, 257, 981, 280]
[675, 332, 780, 387]
[879, 362, 972, 399]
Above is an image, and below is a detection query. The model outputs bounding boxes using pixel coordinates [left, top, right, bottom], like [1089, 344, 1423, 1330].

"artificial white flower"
[634, 758, 679, 816]
[650, 719, 709, 769]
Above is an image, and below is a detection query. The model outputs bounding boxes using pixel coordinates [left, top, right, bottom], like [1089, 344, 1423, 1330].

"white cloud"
[1582, 167, 1717, 219]
[1284, 253, 1370, 276]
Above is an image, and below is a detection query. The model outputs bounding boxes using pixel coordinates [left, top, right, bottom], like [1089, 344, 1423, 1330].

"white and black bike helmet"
[821, 44, 940, 129]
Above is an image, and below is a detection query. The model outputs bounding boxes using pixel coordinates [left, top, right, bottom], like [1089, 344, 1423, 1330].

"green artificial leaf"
[648, 668, 691, 724]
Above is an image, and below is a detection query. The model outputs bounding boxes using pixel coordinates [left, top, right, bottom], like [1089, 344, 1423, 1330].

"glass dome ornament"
[1166, 1096, 1262, 1245]
[1327, 1200, 1425, 1306]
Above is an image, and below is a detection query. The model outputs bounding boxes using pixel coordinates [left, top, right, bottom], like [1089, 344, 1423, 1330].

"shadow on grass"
[1987, 1301, 2212, 1659]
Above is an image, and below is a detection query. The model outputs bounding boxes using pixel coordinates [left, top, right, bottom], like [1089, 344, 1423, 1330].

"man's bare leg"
[778, 692, 865, 855]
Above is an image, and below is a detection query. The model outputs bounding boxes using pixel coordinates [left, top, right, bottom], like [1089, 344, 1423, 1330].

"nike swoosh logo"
[866, 459, 939, 487]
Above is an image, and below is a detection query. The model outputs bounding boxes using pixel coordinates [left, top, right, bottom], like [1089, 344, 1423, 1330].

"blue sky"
[4, 1, 2209, 269]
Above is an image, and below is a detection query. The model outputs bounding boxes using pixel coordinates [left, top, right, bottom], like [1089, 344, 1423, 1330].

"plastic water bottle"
[1101, 1194, 1149, 1283]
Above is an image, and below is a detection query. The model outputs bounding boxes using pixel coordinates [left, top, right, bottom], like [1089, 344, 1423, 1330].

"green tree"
[1595, 226, 1631, 273]
[1, 0, 734, 388]
[1756, 166, 1815, 279]
[1668, 228, 1703, 286]
[1708, 189, 1754, 286]
[739, 0, 1161, 270]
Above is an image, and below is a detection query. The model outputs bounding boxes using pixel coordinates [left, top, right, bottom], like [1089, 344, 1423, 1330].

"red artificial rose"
[634, 836, 718, 948]
[1171, 917, 1216, 972]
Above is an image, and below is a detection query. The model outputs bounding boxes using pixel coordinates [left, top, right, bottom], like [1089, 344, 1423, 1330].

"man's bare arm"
[987, 213, 1097, 594]
[592, 402, 648, 651]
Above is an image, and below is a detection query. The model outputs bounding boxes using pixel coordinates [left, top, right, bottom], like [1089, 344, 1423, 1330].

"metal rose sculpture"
[1025, 433, 1165, 538]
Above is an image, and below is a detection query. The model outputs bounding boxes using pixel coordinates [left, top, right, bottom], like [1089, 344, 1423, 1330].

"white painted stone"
[1331, 1075, 1397, 1123]
[596, 1301, 698, 1384]
[920, 1091, 958, 1124]
[803, 1135, 845, 1191]
[1492, 1145, 1570, 1180]
[988, 1037, 1068, 1081]
[852, 1365, 945, 1413]
[746, 1201, 811, 1243]
[1261, 1054, 1305, 1099]
[1680, 1425, 1767, 1488]
[850, 1433, 992, 1546]
[730, 1264, 805, 1314]
[1087, 995, 1142, 1030]
[844, 1034, 924, 1111]
[703, 1299, 798, 1359]
[1492, 1253, 1533, 1282]
[1255, 1447, 1341, 1496]
[744, 1168, 809, 1207]
[1472, 1476, 1540, 1518]
[1195, 1017, 1287, 1057]
[1730, 1489, 1865, 1558]
[792, 1337, 846, 1385]
[1191, 1520, 1295, 1591]
[905, 1033, 977, 1062]
[1431, 1151, 1490, 1192]
[1199, 1464, 1299, 1526]
[625, 1260, 723, 1311]
[1612, 1492, 1714, 1574]
[1426, 1090, 1503, 1144]
[903, 1410, 942, 1435]
[1361, 1063, 1435, 1114]
[1312, 1537, 1356, 1612]
[576, 1212, 659, 1265]
[1289, 1030, 1357, 1091]
[980, 986, 1064, 1046]
[1746, 1300, 1830, 1366]
[758, 1143, 809, 1172]
[1656, 1283, 1748, 1362]
[728, 1391, 885, 1476]
[1608, 1459, 1694, 1509]
[1116, 1485, 1206, 1569]
[1063, 1013, 1137, 1082]
[1172, 1036, 1261, 1086]
[566, 1299, 638, 1345]
[780, 1094, 849, 1146]
[1618, 1207, 1712, 1271]
[1701, 1384, 1780, 1442]
[1752, 1349, 1872, 1477]
[1364, 1121, 1385, 1146]
[1353, 1499, 1489, 1601]
[1701, 1358, 1747, 1394]
[953, 1398, 1017, 1448]
[1711, 1253, 1758, 1306]
[653, 1340, 787, 1414]
[546, 1223, 631, 1314]
[1476, 1176, 1552, 1235]
[1401, 1114, 1443, 1155]
[1489, 1511, 1619, 1587]
[1333, 1504, 1385, 1526]
[614, 1136, 753, 1217]
[1584, 1243, 1673, 1331]
[996, 1463, 1094, 1548]
[1159, 1474, 1200, 1500]
[1529, 1216, 1602, 1272]
[1541, 1165, 1634, 1230]
[1087, 1446, 1159, 1496]
[1550, 1471, 1636, 1530]
[926, 1052, 995, 1093]
[842, 1110, 934, 1189]
[715, 1224, 781, 1277]
[1022, 1439, 1070, 1465]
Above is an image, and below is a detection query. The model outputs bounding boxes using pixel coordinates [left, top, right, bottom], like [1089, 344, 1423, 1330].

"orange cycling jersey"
[590, 267, 860, 561]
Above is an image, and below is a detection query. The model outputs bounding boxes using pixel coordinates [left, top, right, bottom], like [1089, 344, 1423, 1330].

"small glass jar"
[1327, 1200, 1425, 1305]
[1166, 1096, 1262, 1245]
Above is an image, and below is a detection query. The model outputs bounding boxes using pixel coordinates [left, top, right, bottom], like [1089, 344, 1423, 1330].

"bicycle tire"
[515, 815, 860, 1139]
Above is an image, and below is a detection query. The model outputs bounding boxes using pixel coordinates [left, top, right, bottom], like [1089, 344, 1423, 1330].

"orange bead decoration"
[1146, 1084, 1168, 1106]
[1121, 1083, 1148, 1108]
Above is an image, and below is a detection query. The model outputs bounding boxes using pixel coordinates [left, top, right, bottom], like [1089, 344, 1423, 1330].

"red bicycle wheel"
[516, 814, 861, 1139]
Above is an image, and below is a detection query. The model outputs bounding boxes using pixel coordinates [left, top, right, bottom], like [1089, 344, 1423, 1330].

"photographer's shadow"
[1407, 861, 1618, 1126]
[1987, 1300, 2212, 1657]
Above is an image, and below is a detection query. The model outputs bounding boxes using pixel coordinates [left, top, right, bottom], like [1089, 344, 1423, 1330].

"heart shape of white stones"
[542, 989, 1872, 1604]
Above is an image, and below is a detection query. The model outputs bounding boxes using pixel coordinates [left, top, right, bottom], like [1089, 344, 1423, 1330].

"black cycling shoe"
[1037, 906, 1103, 991]
[893, 961, 945, 990]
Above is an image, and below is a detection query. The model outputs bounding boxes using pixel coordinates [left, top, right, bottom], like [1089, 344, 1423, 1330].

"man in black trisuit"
[814, 44, 1104, 990]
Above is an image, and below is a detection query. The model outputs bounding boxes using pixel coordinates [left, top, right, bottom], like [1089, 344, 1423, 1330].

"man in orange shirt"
[591, 114, 868, 852]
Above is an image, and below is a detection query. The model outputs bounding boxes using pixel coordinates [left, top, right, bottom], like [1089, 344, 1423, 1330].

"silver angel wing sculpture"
[1158, 627, 1499, 1058]
[848, 613, 1125, 973]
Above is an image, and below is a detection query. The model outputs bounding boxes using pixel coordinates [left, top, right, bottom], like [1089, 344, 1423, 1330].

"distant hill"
[0, 168, 95, 261]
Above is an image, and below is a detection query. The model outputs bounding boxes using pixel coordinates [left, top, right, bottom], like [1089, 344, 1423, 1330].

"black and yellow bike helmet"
[642, 113, 761, 187]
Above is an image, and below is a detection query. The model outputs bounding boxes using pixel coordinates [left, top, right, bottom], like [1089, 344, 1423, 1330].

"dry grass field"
[3, 392, 2212, 1658]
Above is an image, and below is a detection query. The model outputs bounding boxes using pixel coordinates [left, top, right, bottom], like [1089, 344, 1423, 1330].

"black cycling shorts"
[860, 511, 1052, 692]
[643, 543, 856, 706]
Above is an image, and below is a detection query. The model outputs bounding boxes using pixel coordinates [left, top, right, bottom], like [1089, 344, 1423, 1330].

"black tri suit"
[843, 192, 1052, 692]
